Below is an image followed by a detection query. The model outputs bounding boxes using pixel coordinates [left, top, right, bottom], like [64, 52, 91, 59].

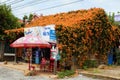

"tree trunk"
[0, 41, 5, 61]
[71, 55, 77, 70]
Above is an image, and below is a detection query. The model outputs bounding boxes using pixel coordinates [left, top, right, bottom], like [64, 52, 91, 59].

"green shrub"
[82, 65, 88, 70]
[82, 60, 98, 69]
[57, 70, 75, 78]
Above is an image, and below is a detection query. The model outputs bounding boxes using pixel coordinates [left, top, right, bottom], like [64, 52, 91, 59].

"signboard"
[24, 26, 42, 37]
[114, 15, 120, 22]
[50, 30, 56, 42]
[41, 26, 51, 42]
[24, 25, 56, 43]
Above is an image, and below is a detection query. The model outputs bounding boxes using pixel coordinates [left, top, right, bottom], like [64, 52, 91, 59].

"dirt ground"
[0, 62, 120, 80]
[0, 62, 101, 80]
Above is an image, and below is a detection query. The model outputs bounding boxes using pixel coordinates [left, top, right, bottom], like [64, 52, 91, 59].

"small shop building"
[2, 8, 120, 71]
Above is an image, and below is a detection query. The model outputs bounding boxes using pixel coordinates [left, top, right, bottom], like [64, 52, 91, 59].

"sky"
[0, 0, 120, 19]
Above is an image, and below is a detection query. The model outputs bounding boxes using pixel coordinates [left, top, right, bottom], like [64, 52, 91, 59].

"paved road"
[0, 66, 101, 80]
[58, 75, 101, 80]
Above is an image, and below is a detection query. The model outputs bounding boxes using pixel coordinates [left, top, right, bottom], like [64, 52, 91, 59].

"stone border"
[79, 71, 120, 80]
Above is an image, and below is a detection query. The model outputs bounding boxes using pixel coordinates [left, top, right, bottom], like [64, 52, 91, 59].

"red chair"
[40, 58, 46, 71]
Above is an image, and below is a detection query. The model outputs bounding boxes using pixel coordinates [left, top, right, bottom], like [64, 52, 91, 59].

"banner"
[41, 25, 51, 42]
[24, 26, 42, 37]
[24, 25, 56, 43]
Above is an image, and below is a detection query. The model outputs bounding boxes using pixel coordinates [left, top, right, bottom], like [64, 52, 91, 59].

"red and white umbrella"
[10, 35, 51, 70]
[10, 35, 51, 48]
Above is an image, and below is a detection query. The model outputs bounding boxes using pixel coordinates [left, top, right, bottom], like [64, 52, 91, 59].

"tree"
[22, 14, 34, 26]
[0, 4, 21, 40]
[28, 14, 33, 22]
[108, 12, 115, 24]
[22, 15, 28, 26]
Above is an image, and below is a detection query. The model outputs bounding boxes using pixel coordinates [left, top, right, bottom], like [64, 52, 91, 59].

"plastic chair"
[40, 58, 46, 71]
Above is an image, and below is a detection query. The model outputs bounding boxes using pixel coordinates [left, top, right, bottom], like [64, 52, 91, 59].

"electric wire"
[11, 0, 39, 9]
[15, 0, 83, 16]
[1, 0, 84, 18]
[12, 0, 49, 10]
[7, 0, 24, 5]
[0, 0, 10, 4]
[0, 0, 24, 6]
